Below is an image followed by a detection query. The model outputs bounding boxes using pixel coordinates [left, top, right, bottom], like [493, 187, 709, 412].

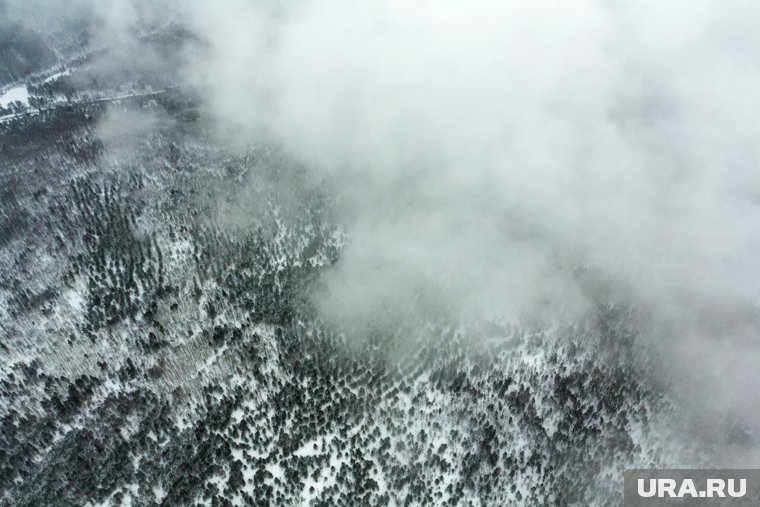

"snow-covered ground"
[0, 85, 30, 108]
[43, 69, 71, 84]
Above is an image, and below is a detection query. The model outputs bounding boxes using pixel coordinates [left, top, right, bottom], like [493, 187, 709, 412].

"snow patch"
[0, 86, 29, 108]
[43, 69, 71, 84]
[153, 484, 167, 503]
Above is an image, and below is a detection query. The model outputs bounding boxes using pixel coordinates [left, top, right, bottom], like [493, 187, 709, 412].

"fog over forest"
[1, 1, 759, 505]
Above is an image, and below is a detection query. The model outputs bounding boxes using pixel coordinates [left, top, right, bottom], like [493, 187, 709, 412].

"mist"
[180, 4, 760, 324]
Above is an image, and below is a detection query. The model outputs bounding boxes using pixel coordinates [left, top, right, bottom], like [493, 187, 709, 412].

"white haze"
[184, 0, 760, 319]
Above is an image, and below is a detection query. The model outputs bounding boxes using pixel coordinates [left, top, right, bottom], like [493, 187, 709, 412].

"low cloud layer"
[184, 0, 760, 328]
